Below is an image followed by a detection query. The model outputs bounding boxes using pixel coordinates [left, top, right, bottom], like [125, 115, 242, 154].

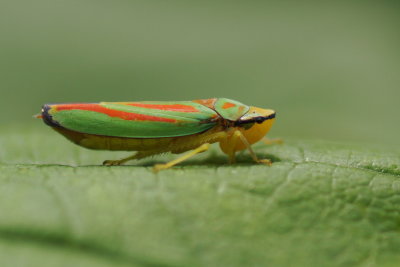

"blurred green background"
[1, 0, 399, 145]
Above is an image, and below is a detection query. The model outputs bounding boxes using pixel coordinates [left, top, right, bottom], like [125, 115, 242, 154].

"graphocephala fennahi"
[37, 98, 279, 172]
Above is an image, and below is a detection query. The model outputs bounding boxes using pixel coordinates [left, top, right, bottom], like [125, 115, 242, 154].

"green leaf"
[1, 127, 399, 267]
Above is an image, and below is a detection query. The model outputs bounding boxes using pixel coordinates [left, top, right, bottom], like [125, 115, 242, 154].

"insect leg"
[153, 143, 210, 173]
[226, 130, 242, 164]
[236, 130, 272, 165]
[103, 150, 159, 166]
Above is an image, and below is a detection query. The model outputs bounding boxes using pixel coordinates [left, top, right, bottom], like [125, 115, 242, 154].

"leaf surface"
[0, 127, 399, 267]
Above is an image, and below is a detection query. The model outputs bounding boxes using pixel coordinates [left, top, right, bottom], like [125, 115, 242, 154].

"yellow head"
[219, 106, 276, 153]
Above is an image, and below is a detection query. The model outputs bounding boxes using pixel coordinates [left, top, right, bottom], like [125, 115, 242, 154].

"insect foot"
[257, 159, 272, 166]
[152, 164, 170, 173]
[103, 160, 124, 166]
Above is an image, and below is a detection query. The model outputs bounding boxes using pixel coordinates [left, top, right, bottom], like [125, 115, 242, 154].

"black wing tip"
[41, 104, 62, 128]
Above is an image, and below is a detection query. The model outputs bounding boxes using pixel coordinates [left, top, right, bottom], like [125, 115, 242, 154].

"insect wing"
[43, 101, 219, 138]
[213, 98, 250, 121]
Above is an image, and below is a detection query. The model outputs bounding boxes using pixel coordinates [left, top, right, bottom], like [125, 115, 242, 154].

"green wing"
[213, 98, 250, 121]
[43, 101, 219, 138]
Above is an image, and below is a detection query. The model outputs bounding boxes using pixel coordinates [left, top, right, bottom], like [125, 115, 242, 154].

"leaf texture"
[0, 128, 399, 267]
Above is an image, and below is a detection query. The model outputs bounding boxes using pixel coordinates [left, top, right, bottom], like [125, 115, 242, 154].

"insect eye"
[242, 122, 254, 129]
[255, 117, 264, 123]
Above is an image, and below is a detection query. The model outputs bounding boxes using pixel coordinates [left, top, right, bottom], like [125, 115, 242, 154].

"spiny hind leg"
[153, 143, 210, 173]
[103, 150, 159, 166]
[236, 130, 272, 165]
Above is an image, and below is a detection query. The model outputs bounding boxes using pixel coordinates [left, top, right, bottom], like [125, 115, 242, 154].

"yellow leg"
[262, 137, 283, 145]
[227, 130, 242, 164]
[103, 150, 158, 166]
[153, 143, 210, 173]
[236, 131, 272, 165]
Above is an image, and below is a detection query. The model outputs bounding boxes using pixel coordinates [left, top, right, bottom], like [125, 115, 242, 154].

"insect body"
[38, 98, 277, 172]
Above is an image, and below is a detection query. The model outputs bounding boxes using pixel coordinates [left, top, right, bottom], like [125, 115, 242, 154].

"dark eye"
[255, 117, 264, 123]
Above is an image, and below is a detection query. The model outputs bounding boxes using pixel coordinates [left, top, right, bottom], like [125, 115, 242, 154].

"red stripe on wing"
[125, 103, 199, 112]
[222, 102, 236, 109]
[55, 104, 176, 123]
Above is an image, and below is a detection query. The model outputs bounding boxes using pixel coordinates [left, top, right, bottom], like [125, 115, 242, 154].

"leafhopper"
[37, 98, 279, 172]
